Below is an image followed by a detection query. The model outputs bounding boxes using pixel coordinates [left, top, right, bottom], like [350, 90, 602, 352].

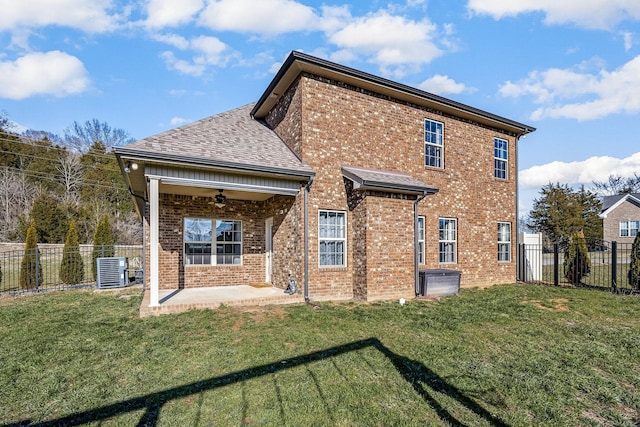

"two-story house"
[115, 51, 535, 312]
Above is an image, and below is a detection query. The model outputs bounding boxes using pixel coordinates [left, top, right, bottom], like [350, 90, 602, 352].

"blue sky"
[1, 0, 639, 216]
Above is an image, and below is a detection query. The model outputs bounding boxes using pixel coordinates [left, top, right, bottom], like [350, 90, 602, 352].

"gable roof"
[252, 51, 536, 137]
[115, 103, 313, 179]
[342, 165, 438, 196]
[599, 193, 640, 218]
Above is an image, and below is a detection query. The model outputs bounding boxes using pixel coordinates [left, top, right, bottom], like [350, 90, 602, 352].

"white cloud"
[160, 51, 206, 76]
[157, 35, 233, 76]
[500, 55, 640, 120]
[0, 51, 90, 99]
[519, 152, 640, 190]
[0, 0, 121, 33]
[418, 74, 474, 95]
[170, 117, 190, 125]
[328, 11, 442, 76]
[622, 31, 634, 51]
[198, 0, 319, 35]
[144, 0, 203, 28]
[467, 0, 640, 30]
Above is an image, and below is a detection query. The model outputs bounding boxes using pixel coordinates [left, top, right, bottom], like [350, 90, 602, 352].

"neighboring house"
[599, 193, 640, 243]
[115, 51, 535, 308]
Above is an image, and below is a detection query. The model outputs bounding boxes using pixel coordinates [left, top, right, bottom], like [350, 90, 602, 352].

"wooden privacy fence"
[0, 244, 143, 295]
[517, 239, 637, 294]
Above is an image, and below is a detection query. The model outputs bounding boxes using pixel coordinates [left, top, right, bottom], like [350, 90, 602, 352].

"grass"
[0, 284, 639, 426]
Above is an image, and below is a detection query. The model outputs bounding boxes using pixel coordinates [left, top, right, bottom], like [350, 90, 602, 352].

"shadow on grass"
[7, 338, 507, 427]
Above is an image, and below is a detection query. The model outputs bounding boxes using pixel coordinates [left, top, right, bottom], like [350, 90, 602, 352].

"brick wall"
[267, 72, 518, 297]
[603, 201, 640, 244]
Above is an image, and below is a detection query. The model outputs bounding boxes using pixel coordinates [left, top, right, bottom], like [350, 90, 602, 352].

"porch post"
[149, 177, 160, 307]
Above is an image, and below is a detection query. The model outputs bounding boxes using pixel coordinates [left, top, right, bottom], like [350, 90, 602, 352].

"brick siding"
[602, 200, 640, 244]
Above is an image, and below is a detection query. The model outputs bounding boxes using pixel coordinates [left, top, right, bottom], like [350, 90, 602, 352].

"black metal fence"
[517, 239, 637, 294]
[0, 244, 143, 295]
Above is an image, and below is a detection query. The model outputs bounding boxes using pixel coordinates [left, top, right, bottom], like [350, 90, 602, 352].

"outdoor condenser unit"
[96, 257, 128, 288]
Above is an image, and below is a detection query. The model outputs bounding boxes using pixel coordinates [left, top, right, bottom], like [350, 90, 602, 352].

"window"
[184, 218, 242, 265]
[418, 216, 425, 264]
[438, 218, 457, 263]
[498, 222, 511, 262]
[494, 137, 508, 179]
[425, 119, 444, 168]
[319, 210, 346, 267]
[620, 220, 640, 237]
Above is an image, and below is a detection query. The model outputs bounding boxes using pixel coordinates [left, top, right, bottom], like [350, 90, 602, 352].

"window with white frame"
[494, 137, 508, 179]
[498, 222, 511, 262]
[319, 210, 346, 267]
[184, 218, 242, 265]
[425, 119, 444, 168]
[620, 220, 640, 237]
[438, 218, 457, 263]
[418, 216, 425, 264]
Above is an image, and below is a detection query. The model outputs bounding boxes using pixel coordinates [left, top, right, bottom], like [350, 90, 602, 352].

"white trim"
[424, 118, 444, 169]
[318, 209, 347, 268]
[149, 177, 160, 307]
[498, 221, 512, 262]
[265, 217, 273, 283]
[418, 216, 425, 264]
[494, 137, 508, 180]
[438, 217, 457, 264]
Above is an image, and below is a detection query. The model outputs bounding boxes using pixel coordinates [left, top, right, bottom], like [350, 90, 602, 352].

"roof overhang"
[342, 165, 439, 196]
[252, 51, 536, 137]
[599, 193, 640, 218]
[114, 147, 314, 218]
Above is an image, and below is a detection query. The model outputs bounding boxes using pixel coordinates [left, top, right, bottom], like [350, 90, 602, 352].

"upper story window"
[498, 222, 511, 262]
[494, 137, 508, 179]
[438, 218, 457, 264]
[418, 216, 425, 264]
[620, 220, 639, 237]
[319, 210, 346, 267]
[425, 119, 444, 168]
[184, 218, 242, 265]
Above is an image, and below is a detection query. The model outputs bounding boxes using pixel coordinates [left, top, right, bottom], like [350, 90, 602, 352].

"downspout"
[303, 177, 314, 303]
[414, 191, 428, 296]
[515, 134, 521, 281]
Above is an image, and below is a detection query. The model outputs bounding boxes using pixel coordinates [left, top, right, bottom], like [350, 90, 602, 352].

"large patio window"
[184, 218, 242, 265]
[319, 210, 346, 267]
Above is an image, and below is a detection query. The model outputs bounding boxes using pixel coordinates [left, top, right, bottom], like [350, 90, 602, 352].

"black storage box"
[417, 269, 461, 297]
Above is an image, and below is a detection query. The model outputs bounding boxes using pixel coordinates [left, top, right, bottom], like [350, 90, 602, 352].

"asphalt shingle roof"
[341, 165, 438, 195]
[123, 103, 313, 175]
[601, 193, 640, 212]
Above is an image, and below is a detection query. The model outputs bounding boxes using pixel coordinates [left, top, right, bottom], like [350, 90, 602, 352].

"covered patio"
[139, 285, 305, 317]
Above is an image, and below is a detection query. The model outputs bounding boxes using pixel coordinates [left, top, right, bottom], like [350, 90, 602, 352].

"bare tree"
[56, 151, 83, 204]
[592, 173, 640, 196]
[63, 119, 135, 153]
[0, 167, 39, 240]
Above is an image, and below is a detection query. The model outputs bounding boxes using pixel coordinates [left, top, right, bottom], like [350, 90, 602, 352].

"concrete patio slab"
[139, 285, 305, 317]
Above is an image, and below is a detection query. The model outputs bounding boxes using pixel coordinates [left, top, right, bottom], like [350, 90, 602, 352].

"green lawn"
[0, 284, 639, 426]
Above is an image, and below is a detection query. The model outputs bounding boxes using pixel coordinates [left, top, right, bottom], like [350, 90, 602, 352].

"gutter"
[414, 190, 432, 296]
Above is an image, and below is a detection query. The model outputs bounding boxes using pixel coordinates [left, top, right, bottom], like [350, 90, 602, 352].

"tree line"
[524, 175, 640, 244]
[0, 112, 140, 245]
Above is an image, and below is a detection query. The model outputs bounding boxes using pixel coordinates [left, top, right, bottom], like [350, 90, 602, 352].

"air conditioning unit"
[96, 257, 128, 289]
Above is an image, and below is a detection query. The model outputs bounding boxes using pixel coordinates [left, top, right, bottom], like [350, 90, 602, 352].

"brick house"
[599, 193, 640, 243]
[115, 51, 535, 308]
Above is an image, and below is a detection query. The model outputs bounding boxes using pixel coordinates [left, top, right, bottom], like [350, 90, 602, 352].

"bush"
[629, 232, 640, 290]
[60, 220, 84, 285]
[20, 219, 43, 290]
[564, 231, 591, 285]
[92, 214, 114, 280]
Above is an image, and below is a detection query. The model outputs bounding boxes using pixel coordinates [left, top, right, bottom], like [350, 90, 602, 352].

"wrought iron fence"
[517, 239, 637, 294]
[0, 244, 143, 295]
